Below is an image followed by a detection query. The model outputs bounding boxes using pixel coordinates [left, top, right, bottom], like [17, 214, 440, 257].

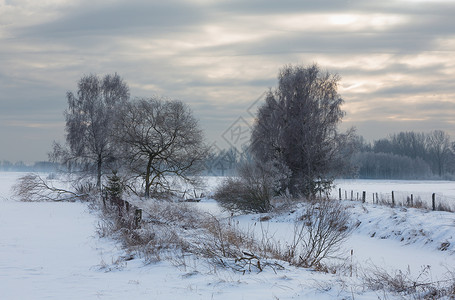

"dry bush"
[196, 215, 254, 258]
[286, 199, 352, 269]
[214, 160, 290, 213]
[193, 215, 284, 273]
[214, 177, 273, 213]
[96, 200, 189, 264]
[437, 202, 453, 212]
[412, 197, 426, 209]
[362, 265, 455, 299]
[142, 200, 206, 229]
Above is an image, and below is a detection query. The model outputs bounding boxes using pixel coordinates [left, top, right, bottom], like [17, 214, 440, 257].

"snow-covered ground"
[1, 173, 455, 299]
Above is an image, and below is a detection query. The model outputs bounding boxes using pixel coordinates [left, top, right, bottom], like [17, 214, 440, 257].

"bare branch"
[12, 173, 88, 202]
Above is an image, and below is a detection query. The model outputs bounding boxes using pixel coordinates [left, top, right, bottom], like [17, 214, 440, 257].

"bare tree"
[426, 130, 451, 177]
[115, 97, 207, 198]
[50, 73, 130, 187]
[251, 64, 354, 197]
[390, 131, 427, 159]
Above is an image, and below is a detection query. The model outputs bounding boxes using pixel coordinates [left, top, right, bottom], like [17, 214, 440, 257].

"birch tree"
[51, 73, 129, 187]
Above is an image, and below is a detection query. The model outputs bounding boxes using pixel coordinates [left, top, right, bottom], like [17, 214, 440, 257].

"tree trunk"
[97, 155, 102, 188]
[144, 156, 153, 198]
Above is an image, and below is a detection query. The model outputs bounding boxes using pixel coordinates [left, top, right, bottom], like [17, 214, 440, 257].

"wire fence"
[334, 187, 455, 212]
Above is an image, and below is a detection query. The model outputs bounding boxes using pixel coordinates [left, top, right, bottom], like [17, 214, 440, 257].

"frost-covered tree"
[51, 73, 130, 187]
[251, 64, 354, 197]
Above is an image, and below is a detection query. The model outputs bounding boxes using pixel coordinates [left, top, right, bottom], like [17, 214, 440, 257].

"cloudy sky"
[1, 0, 455, 162]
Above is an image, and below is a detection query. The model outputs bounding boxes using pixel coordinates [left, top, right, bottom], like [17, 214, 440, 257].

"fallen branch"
[13, 173, 88, 202]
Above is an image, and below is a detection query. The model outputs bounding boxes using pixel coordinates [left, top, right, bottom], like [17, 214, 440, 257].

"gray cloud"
[14, 1, 209, 38]
[1, 0, 455, 162]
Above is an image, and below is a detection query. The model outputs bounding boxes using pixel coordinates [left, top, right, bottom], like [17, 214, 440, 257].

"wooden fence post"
[362, 191, 366, 203]
[102, 192, 106, 209]
[411, 194, 413, 207]
[391, 191, 395, 206]
[345, 190, 347, 200]
[432, 193, 436, 211]
[134, 208, 142, 228]
[351, 190, 353, 201]
[339, 188, 342, 201]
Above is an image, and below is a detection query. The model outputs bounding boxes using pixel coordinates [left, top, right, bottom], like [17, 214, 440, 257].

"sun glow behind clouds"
[272, 13, 407, 32]
[328, 13, 407, 31]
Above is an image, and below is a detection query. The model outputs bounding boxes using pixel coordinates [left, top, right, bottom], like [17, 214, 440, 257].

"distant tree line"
[202, 146, 251, 176]
[0, 161, 58, 172]
[349, 130, 455, 179]
[206, 129, 455, 181]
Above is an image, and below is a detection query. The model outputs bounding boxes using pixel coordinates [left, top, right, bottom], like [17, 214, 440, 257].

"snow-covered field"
[1, 173, 455, 299]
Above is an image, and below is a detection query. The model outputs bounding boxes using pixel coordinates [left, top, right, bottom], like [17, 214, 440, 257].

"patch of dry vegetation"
[95, 195, 353, 275]
[362, 265, 455, 299]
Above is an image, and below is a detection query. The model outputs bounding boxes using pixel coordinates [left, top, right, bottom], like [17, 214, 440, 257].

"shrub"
[288, 199, 352, 268]
[214, 160, 290, 213]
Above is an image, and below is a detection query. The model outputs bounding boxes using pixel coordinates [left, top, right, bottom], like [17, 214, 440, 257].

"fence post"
[376, 193, 379, 204]
[102, 192, 106, 209]
[351, 190, 353, 201]
[362, 191, 366, 203]
[345, 190, 347, 200]
[339, 188, 342, 201]
[134, 208, 142, 228]
[432, 193, 436, 211]
[392, 191, 395, 207]
[411, 194, 413, 207]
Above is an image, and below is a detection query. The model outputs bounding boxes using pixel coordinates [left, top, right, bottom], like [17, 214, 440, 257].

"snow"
[1, 173, 454, 299]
